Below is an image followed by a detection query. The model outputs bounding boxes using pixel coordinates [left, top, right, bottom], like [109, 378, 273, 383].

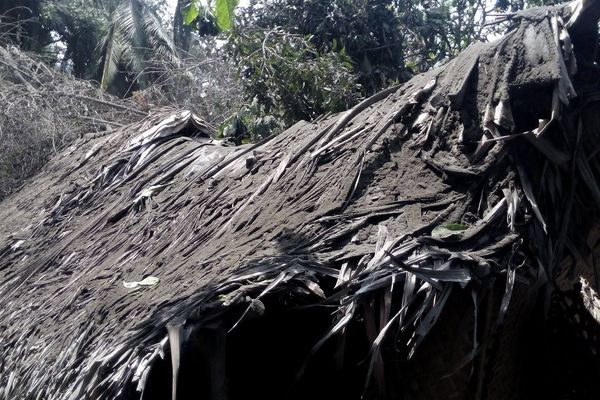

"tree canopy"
[1, 0, 561, 122]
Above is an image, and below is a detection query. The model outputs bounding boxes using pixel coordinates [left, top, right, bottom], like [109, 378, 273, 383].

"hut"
[1, 0, 600, 398]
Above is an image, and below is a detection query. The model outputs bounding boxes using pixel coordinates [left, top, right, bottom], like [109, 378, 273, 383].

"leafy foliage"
[242, 0, 410, 95]
[224, 0, 495, 139]
[215, 0, 240, 30]
[229, 28, 362, 128]
[232, 0, 565, 102]
[182, 0, 239, 32]
[43, 2, 103, 78]
[219, 99, 287, 144]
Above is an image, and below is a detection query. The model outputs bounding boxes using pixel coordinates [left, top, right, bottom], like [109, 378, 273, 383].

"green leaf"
[183, 0, 200, 25]
[442, 223, 468, 231]
[215, 0, 239, 31]
[431, 223, 468, 239]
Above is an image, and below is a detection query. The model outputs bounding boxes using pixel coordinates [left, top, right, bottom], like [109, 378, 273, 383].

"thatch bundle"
[2, 1, 600, 399]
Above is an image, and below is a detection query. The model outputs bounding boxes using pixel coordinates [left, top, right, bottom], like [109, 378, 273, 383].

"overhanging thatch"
[2, 1, 600, 399]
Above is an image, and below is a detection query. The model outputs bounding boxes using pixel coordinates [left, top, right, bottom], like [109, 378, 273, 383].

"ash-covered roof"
[1, 1, 600, 399]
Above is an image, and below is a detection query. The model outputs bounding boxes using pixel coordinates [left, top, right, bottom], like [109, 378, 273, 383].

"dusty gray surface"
[1, 2, 600, 398]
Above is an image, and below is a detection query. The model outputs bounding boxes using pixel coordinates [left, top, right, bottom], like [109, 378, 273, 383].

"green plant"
[183, 0, 240, 31]
[229, 28, 362, 127]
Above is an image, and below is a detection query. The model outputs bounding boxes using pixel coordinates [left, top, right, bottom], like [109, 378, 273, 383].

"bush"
[228, 27, 362, 131]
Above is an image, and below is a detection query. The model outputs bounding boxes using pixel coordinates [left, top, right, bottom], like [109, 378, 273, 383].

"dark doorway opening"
[140, 289, 371, 400]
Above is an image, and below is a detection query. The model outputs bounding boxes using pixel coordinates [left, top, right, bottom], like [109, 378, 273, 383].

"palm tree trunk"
[173, 0, 192, 54]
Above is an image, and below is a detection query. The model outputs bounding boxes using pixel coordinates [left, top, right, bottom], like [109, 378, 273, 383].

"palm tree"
[1, 0, 178, 94]
[98, 0, 178, 94]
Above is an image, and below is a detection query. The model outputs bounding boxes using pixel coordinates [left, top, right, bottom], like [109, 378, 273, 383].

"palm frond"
[114, 0, 147, 76]
[99, 21, 126, 90]
[143, 6, 178, 62]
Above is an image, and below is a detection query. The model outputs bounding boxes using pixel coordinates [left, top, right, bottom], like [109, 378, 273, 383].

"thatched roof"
[2, 1, 600, 399]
